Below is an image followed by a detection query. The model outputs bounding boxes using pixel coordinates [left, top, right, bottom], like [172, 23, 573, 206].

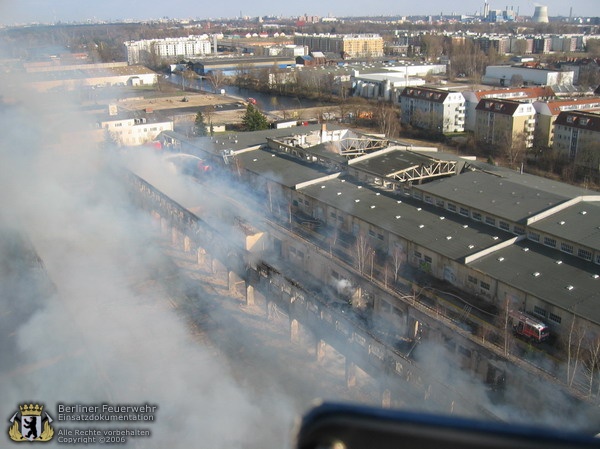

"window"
[304, 200, 309, 206]
[447, 203, 457, 212]
[528, 232, 540, 242]
[468, 275, 478, 284]
[472, 212, 482, 221]
[578, 248, 593, 261]
[331, 270, 340, 279]
[480, 281, 490, 291]
[560, 242, 574, 254]
[459, 207, 469, 217]
[369, 230, 376, 238]
[424, 255, 432, 263]
[424, 195, 433, 204]
[377, 233, 384, 241]
[549, 313, 562, 324]
[543, 237, 557, 248]
[330, 212, 336, 218]
[436, 199, 445, 208]
[499, 221, 510, 231]
[485, 216, 496, 226]
[533, 306, 547, 318]
[414, 251, 422, 259]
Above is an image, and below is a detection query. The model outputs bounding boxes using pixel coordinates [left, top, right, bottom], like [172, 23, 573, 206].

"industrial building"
[157, 124, 600, 345]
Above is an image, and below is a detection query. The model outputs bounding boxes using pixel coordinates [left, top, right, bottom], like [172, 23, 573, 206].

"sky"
[0, 0, 598, 25]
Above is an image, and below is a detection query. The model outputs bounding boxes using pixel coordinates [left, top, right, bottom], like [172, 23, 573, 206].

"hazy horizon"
[0, 0, 598, 26]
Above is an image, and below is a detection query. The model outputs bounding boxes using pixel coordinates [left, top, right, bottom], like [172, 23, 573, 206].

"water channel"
[168, 73, 333, 112]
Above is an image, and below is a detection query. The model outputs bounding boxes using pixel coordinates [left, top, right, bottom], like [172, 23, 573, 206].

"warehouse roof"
[298, 176, 513, 261]
[529, 200, 600, 251]
[469, 240, 600, 325]
[415, 168, 586, 223]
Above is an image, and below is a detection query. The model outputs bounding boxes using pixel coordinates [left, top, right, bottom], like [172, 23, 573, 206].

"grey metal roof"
[234, 148, 331, 188]
[529, 200, 600, 251]
[469, 241, 600, 326]
[298, 177, 514, 261]
[415, 169, 579, 223]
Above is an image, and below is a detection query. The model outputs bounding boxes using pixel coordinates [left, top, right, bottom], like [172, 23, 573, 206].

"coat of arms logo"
[8, 403, 54, 442]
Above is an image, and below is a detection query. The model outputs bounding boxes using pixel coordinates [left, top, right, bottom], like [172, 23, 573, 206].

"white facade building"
[483, 65, 574, 87]
[125, 36, 212, 65]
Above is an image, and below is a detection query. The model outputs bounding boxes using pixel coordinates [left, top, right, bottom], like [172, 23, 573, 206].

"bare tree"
[206, 70, 226, 93]
[567, 314, 587, 388]
[354, 231, 373, 275]
[374, 101, 400, 137]
[390, 243, 406, 284]
[583, 334, 600, 398]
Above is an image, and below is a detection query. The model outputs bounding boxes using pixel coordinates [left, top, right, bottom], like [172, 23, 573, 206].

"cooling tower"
[532, 5, 549, 23]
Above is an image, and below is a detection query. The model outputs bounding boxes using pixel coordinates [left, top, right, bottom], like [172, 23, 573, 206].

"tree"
[206, 70, 226, 93]
[194, 111, 208, 136]
[242, 104, 269, 131]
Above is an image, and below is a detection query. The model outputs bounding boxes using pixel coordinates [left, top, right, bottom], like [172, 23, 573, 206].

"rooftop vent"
[533, 272, 541, 277]
[566, 285, 574, 291]
[395, 215, 401, 219]
[419, 224, 425, 229]
[556, 260, 563, 265]
[523, 247, 529, 252]
[497, 257, 504, 262]
[468, 244, 475, 249]
[439, 216, 445, 220]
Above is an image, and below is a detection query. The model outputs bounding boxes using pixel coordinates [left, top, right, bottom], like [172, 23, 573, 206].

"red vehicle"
[509, 310, 550, 343]
[247, 97, 257, 105]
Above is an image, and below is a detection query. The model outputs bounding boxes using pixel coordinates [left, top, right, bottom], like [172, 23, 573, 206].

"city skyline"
[0, 0, 598, 25]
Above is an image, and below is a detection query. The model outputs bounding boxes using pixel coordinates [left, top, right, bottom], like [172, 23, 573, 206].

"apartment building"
[474, 99, 536, 149]
[400, 87, 466, 133]
[293, 33, 384, 58]
[462, 86, 554, 132]
[553, 111, 600, 166]
[533, 98, 600, 148]
[98, 108, 173, 147]
[125, 36, 212, 65]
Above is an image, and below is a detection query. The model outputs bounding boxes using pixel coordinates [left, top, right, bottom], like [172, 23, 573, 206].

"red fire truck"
[509, 310, 550, 343]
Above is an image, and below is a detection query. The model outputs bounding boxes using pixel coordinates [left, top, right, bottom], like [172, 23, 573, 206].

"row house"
[474, 99, 536, 150]
[533, 97, 600, 148]
[399, 87, 466, 133]
[462, 86, 554, 132]
[553, 111, 600, 166]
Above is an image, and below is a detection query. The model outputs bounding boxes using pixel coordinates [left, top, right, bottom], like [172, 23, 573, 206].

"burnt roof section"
[349, 147, 436, 175]
[554, 110, 600, 132]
